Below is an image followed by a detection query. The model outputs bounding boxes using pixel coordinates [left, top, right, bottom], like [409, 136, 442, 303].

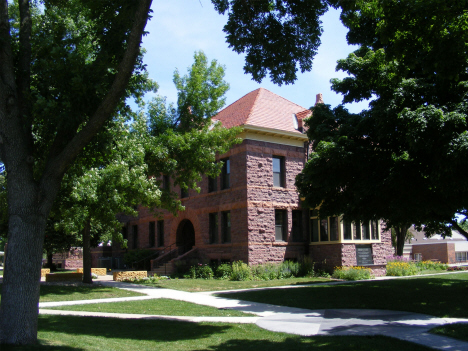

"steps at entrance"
[151, 262, 174, 277]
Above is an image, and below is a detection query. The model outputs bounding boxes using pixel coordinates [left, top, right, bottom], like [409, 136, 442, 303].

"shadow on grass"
[218, 274, 468, 318]
[193, 335, 432, 351]
[38, 315, 231, 342]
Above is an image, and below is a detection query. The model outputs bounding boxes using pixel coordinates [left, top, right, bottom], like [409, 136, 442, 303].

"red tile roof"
[213, 88, 311, 134]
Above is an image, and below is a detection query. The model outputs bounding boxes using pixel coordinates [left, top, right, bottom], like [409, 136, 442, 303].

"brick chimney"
[315, 93, 324, 105]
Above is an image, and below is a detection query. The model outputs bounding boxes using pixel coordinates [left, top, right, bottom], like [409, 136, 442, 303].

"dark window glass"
[275, 210, 287, 241]
[273, 157, 285, 187]
[149, 221, 155, 247]
[221, 158, 230, 189]
[311, 218, 319, 242]
[222, 211, 231, 243]
[330, 217, 339, 241]
[343, 220, 352, 240]
[292, 210, 302, 242]
[209, 213, 218, 244]
[353, 222, 361, 240]
[122, 226, 128, 240]
[157, 220, 164, 247]
[132, 225, 138, 249]
[362, 222, 370, 240]
[320, 218, 329, 242]
[181, 188, 189, 198]
[371, 220, 379, 240]
[208, 176, 217, 192]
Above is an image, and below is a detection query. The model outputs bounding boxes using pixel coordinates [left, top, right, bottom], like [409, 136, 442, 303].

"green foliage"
[296, 0, 468, 244]
[215, 263, 232, 279]
[414, 260, 448, 271]
[188, 264, 214, 280]
[332, 266, 373, 281]
[230, 261, 252, 281]
[386, 261, 419, 277]
[211, 0, 328, 85]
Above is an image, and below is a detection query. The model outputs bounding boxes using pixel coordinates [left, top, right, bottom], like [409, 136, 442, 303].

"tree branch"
[450, 220, 468, 240]
[40, 0, 152, 199]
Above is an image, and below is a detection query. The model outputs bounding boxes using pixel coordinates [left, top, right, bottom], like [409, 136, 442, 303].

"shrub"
[386, 261, 419, 276]
[230, 261, 252, 281]
[279, 260, 299, 278]
[415, 260, 448, 271]
[447, 266, 468, 271]
[123, 249, 155, 266]
[332, 266, 373, 280]
[188, 264, 213, 279]
[215, 263, 232, 279]
[297, 256, 315, 277]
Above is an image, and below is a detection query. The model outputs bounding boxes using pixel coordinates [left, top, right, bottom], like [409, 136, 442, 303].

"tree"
[0, 0, 355, 345]
[296, 0, 468, 255]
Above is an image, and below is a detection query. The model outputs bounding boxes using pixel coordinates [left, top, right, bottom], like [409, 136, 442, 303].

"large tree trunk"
[0, 188, 48, 344]
[394, 224, 411, 257]
[82, 219, 92, 284]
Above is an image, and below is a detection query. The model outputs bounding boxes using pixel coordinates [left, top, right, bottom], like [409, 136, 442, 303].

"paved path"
[38, 277, 468, 351]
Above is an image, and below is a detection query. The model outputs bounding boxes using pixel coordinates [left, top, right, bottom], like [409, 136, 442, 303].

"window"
[275, 210, 287, 241]
[319, 218, 328, 242]
[329, 217, 339, 241]
[273, 156, 285, 187]
[221, 211, 231, 243]
[362, 221, 370, 240]
[163, 175, 170, 190]
[456, 252, 467, 262]
[353, 222, 362, 240]
[343, 220, 352, 240]
[132, 225, 138, 249]
[149, 221, 155, 247]
[371, 220, 379, 240]
[122, 226, 128, 241]
[209, 213, 218, 244]
[291, 210, 303, 242]
[181, 188, 189, 198]
[414, 253, 422, 261]
[221, 158, 230, 189]
[208, 176, 217, 192]
[157, 220, 164, 247]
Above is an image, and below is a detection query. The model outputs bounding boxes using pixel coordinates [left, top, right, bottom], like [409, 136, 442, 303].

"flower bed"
[41, 269, 50, 277]
[76, 268, 107, 276]
[113, 271, 147, 282]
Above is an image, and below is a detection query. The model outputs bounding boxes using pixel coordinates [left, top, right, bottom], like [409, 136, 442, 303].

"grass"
[217, 273, 468, 318]
[135, 276, 332, 292]
[430, 323, 468, 342]
[2, 315, 433, 351]
[0, 283, 144, 302]
[49, 298, 253, 317]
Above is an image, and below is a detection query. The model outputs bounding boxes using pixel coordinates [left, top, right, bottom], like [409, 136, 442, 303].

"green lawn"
[135, 276, 332, 292]
[49, 298, 253, 317]
[0, 284, 144, 302]
[217, 273, 468, 318]
[2, 315, 433, 351]
[430, 323, 468, 342]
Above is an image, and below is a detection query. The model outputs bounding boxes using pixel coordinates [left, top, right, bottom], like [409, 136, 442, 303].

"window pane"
[222, 211, 231, 243]
[353, 222, 361, 240]
[222, 159, 230, 189]
[209, 213, 218, 244]
[149, 222, 155, 247]
[311, 219, 319, 242]
[273, 157, 284, 187]
[362, 222, 370, 240]
[330, 217, 339, 241]
[320, 218, 328, 242]
[275, 210, 286, 241]
[132, 225, 138, 249]
[157, 220, 164, 247]
[371, 220, 379, 240]
[292, 210, 302, 242]
[208, 176, 217, 192]
[343, 220, 352, 240]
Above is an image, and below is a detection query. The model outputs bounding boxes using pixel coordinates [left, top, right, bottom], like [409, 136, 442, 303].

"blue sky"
[141, 1, 368, 113]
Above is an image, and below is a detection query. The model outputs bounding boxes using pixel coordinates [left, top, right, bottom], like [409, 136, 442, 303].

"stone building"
[94, 88, 393, 274]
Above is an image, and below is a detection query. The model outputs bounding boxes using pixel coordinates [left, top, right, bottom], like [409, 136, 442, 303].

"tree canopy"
[296, 0, 468, 255]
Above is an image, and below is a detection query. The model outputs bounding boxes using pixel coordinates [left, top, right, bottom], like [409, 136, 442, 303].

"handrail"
[131, 250, 160, 271]
[151, 243, 178, 269]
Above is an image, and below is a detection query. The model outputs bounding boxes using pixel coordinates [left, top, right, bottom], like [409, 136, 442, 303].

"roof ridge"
[257, 87, 309, 111]
[244, 88, 263, 125]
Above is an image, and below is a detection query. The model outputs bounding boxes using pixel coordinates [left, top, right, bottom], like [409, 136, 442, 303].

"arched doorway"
[176, 219, 195, 255]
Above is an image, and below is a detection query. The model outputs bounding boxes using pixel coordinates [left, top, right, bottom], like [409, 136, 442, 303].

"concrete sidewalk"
[38, 278, 468, 351]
